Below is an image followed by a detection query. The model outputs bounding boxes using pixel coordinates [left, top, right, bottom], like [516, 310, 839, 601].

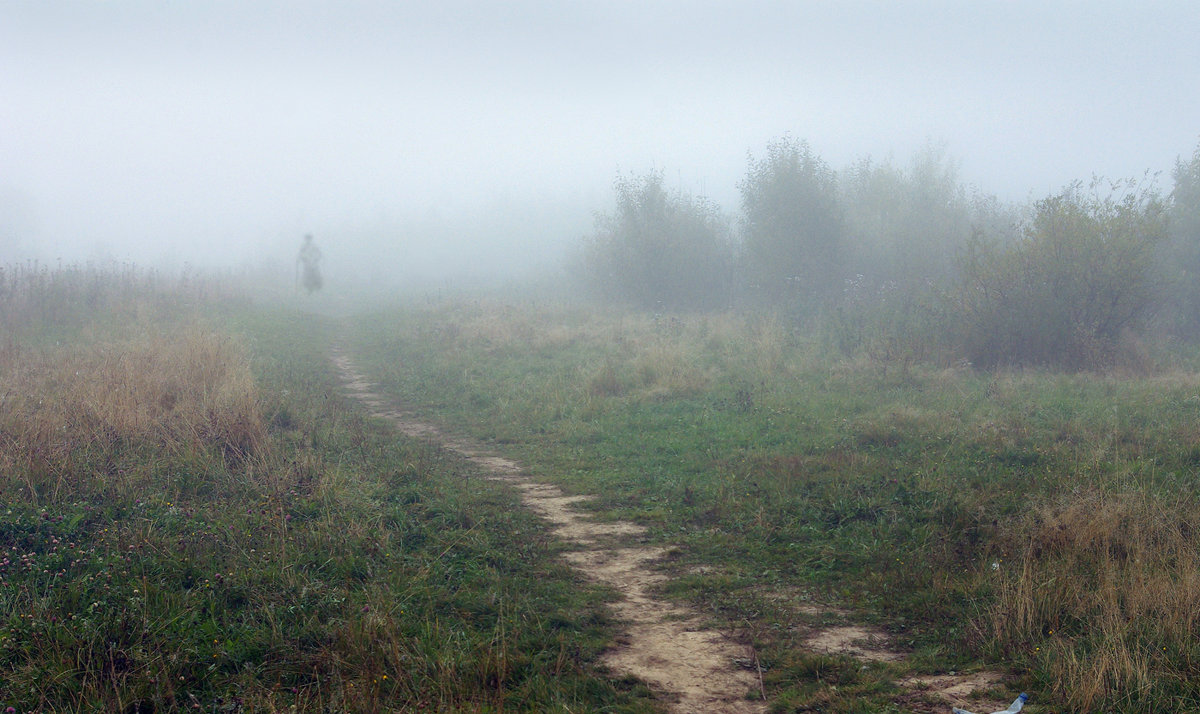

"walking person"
[297, 233, 323, 294]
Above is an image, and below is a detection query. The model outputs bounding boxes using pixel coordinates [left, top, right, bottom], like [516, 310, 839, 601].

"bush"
[841, 143, 981, 290]
[579, 171, 734, 311]
[1159, 139, 1200, 339]
[950, 179, 1168, 369]
[739, 137, 846, 310]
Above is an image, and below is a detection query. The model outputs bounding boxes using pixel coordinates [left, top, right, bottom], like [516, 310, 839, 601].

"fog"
[3, 1, 1198, 288]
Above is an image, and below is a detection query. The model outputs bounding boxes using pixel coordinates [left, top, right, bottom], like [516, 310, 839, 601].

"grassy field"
[5, 265, 1200, 712]
[0, 268, 655, 713]
[347, 298, 1200, 713]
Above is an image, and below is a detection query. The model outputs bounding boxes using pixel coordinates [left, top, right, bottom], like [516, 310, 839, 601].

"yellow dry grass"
[989, 489, 1200, 710]
[0, 327, 267, 502]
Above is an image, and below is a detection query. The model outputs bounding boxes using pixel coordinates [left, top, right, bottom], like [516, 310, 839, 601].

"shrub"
[1159, 139, 1200, 339]
[841, 142, 983, 289]
[950, 179, 1168, 369]
[739, 137, 846, 311]
[579, 171, 734, 311]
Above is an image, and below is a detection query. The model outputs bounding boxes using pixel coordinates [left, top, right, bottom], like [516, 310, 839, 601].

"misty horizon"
[3, 1, 1198, 281]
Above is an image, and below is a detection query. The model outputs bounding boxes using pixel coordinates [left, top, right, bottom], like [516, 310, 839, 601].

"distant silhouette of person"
[297, 233, 323, 294]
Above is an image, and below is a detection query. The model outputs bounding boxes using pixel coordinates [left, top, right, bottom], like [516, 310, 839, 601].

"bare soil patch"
[899, 671, 1009, 713]
[801, 624, 903, 662]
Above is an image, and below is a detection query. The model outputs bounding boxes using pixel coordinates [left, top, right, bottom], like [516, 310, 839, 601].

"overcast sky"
[2, 1, 1198, 280]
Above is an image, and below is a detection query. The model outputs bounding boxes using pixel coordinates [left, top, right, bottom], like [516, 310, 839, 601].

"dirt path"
[332, 349, 1017, 713]
[331, 349, 767, 714]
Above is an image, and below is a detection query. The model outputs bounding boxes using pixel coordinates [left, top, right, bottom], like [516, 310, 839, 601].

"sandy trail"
[332, 349, 767, 714]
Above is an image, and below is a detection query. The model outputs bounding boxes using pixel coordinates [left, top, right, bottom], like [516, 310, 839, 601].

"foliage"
[950, 179, 1168, 369]
[831, 144, 1017, 366]
[739, 137, 846, 309]
[826, 274, 951, 370]
[579, 171, 733, 311]
[565, 136, 1200, 374]
[0, 329, 267, 504]
[840, 142, 977, 289]
[1160, 139, 1200, 339]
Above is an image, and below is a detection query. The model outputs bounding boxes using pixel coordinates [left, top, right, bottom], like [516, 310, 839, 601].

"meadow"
[3, 264, 1200, 712]
[0, 266, 654, 713]
[348, 298, 1200, 714]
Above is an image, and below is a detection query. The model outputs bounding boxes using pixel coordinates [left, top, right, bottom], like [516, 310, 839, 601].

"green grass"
[8, 264, 1200, 712]
[0, 270, 658, 713]
[347, 298, 1200, 713]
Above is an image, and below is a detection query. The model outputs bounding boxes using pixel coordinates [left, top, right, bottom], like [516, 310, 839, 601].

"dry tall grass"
[0, 261, 247, 334]
[0, 328, 267, 503]
[989, 489, 1200, 710]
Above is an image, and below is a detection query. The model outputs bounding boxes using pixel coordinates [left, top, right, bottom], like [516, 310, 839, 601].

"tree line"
[575, 137, 1200, 370]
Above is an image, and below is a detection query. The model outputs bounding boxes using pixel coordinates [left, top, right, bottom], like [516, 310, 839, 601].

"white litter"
[952, 692, 1027, 714]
